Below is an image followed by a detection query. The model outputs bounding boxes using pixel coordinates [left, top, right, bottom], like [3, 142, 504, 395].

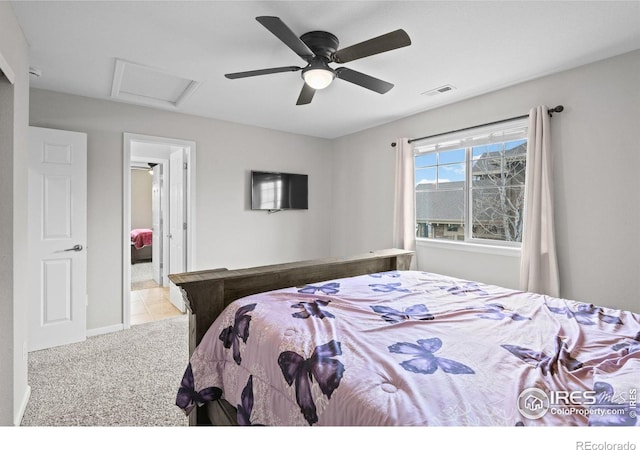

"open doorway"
[123, 133, 196, 328]
[129, 158, 173, 324]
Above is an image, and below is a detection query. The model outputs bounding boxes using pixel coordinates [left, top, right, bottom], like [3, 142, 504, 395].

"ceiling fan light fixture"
[303, 69, 334, 89]
[302, 64, 335, 90]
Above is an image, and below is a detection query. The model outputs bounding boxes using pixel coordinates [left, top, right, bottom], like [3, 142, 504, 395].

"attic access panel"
[111, 59, 200, 109]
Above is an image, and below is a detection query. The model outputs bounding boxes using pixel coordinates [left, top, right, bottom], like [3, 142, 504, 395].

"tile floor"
[130, 272, 183, 325]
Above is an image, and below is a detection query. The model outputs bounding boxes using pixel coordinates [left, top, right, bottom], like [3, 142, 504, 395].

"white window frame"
[413, 118, 528, 249]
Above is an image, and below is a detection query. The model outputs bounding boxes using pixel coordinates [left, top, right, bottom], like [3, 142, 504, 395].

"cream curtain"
[520, 106, 560, 297]
[392, 138, 417, 268]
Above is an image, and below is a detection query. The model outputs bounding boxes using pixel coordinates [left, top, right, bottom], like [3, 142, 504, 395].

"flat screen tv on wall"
[251, 170, 308, 211]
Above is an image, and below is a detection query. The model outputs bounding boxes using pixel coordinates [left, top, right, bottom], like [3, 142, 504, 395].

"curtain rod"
[390, 105, 564, 147]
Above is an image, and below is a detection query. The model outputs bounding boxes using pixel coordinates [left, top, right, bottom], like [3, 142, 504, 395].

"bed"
[168, 249, 639, 427]
[130, 228, 152, 264]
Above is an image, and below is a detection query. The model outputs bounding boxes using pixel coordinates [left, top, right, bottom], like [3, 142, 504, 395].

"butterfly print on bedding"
[298, 282, 340, 295]
[501, 336, 583, 376]
[175, 363, 222, 415]
[474, 303, 531, 321]
[371, 304, 434, 323]
[546, 303, 623, 326]
[388, 337, 475, 375]
[278, 340, 345, 425]
[369, 282, 410, 293]
[237, 375, 263, 426]
[588, 381, 637, 426]
[439, 281, 488, 296]
[291, 299, 335, 319]
[219, 303, 257, 365]
[611, 332, 640, 355]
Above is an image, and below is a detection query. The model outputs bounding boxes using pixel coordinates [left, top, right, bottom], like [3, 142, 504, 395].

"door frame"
[123, 133, 196, 329]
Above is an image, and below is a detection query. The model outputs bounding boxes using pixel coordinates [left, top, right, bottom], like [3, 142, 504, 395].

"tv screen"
[251, 171, 308, 211]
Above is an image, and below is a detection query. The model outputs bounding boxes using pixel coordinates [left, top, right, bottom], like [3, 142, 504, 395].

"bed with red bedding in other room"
[130, 228, 152, 264]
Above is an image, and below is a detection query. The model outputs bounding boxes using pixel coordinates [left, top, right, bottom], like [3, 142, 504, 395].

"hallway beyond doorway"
[130, 262, 182, 325]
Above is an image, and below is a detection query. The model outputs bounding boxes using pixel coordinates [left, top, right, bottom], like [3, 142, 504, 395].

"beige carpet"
[21, 315, 189, 426]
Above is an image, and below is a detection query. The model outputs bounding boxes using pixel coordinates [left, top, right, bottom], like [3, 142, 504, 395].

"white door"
[28, 126, 87, 352]
[169, 148, 186, 312]
[151, 164, 162, 285]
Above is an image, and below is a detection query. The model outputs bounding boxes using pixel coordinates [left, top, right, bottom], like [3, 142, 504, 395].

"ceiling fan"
[224, 16, 411, 105]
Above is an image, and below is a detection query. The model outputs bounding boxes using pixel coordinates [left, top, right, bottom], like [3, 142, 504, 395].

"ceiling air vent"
[421, 84, 456, 97]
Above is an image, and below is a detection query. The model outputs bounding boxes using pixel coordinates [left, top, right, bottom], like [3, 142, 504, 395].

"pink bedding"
[176, 270, 640, 426]
[130, 228, 152, 250]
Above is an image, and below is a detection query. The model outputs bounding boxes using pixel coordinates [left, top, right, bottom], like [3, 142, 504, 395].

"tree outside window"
[414, 120, 527, 246]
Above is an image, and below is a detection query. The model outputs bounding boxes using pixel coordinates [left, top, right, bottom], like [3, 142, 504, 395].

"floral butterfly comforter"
[176, 270, 640, 426]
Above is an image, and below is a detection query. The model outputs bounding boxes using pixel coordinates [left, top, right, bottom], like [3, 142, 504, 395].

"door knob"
[62, 244, 83, 252]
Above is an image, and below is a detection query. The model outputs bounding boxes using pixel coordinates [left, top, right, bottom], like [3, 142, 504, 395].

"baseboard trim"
[14, 384, 31, 426]
[87, 323, 124, 337]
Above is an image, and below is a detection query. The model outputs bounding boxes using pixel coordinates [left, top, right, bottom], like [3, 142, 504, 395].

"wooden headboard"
[168, 249, 414, 356]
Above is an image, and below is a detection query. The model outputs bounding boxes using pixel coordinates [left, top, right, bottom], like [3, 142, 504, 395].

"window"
[414, 119, 528, 246]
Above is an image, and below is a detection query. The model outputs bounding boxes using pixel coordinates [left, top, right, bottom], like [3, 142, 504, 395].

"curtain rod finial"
[549, 105, 564, 116]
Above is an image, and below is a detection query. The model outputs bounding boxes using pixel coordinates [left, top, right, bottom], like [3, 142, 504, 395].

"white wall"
[331, 50, 640, 313]
[0, 2, 30, 426]
[0, 64, 15, 428]
[131, 141, 171, 160]
[29, 89, 335, 331]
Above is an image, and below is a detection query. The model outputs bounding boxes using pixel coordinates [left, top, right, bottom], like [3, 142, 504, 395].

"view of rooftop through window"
[414, 123, 527, 245]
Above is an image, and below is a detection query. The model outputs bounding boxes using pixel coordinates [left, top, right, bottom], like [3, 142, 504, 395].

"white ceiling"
[10, 1, 640, 139]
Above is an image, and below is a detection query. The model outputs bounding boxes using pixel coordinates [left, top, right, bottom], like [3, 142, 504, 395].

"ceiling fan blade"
[296, 83, 315, 105]
[225, 66, 301, 79]
[256, 16, 315, 61]
[332, 29, 411, 64]
[335, 67, 394, 94]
